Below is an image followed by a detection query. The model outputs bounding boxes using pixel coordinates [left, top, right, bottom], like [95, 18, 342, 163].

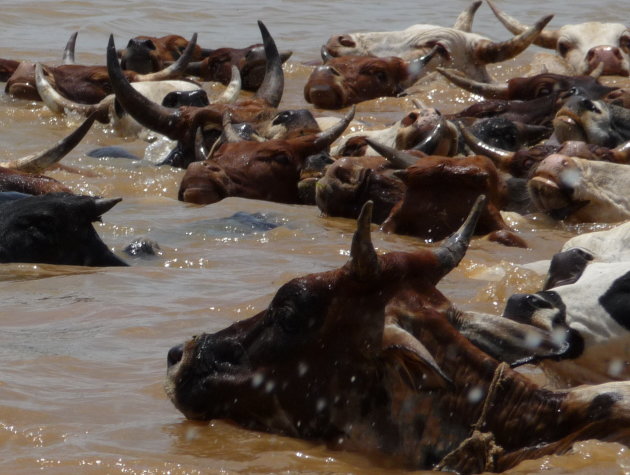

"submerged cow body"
[0, 193, 126, 266]
[166, 199, 630, 473]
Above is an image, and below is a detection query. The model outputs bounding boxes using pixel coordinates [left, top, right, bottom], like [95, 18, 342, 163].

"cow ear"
[452, 310, 571, 366]
[381, 323, 452, 390]
[348, 200, 379, 281]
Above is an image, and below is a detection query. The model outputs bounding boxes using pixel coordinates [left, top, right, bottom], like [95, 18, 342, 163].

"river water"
[1, 1, 630, 473]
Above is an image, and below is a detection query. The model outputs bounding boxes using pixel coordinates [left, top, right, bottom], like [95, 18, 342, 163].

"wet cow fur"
[0, 193, 127, 266]
[165, 199, 630, 473]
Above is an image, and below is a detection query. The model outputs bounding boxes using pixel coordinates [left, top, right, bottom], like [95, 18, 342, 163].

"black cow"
[0, 193, 127, 266]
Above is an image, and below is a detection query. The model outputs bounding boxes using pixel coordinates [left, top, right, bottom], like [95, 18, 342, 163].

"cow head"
[186, 43, 292, 92]
[166, 197, 486, 462]
[304, 48, 438, 109]
[527, 153, 630, 222]
[553, 94, 630, 147]
[0, 193, 127, 267]
[178, 107, 354, 205]
[487, 0, 630, 76]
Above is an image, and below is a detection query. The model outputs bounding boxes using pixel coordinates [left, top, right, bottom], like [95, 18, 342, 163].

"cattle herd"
[3, 0, 630, 472]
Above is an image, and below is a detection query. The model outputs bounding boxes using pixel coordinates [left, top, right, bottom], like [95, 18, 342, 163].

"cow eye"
[269, 154, 290, 165]
[537, 86, 551, 97]
[273, 304, 305, 334]
[557, 40, 571, 57]
[373, 70, 387, 82]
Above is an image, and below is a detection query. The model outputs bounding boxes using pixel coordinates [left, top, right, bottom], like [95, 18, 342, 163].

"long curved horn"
[254, 21, 284, 107]
[411, 117, 449, 155]
[612, 140, 630, 163]
[312, 105, 355, 149]
[460, 126, 514, 169]
[475, 14, 554, 64]
[453, 0, 482, 32]
[486, 0, 559, 49]
[107, 34, 184, 139]
[349, 200, 379, 281]
[433, 194, 486, 275]
[407, 45, 440, 83]
[36, 63, 111, 122]
[436, 67, 509, 99]
[364, 138, 422, 169]
[0, 113, 96, 172]
[62, 31, 78, 64]
[214, 65, 242, 104]
[136, 33, 198, 81]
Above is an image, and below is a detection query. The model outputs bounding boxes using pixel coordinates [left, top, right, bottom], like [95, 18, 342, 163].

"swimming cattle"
[487, 0, 630, 76]
[0, 193, 127, 266]
[324, 2, 552, 82]
[165, 199, 630, 473]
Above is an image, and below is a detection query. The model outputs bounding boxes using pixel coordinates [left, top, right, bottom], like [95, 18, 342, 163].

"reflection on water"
[0, 0, 629, 473]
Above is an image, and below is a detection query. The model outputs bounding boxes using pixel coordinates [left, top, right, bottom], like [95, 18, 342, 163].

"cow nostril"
[168, 344, 184, 368]
[338, 35, 355, 48]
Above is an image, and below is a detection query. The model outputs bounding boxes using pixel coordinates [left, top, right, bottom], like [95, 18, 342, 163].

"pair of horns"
[349, 195, 486, 280]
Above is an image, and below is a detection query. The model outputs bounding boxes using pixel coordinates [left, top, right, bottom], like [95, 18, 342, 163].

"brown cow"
[6, 34, 197, 103]
[304, 47, 438, 109]
[178, 107, 354, 205]
[379, 155, 524, 246]
[437, 68, 620, 102]
[119, 34, 208, 74]
[185, 43, 292, 92]
[165, 198, 630, 473]
[108, 22, 285, 168]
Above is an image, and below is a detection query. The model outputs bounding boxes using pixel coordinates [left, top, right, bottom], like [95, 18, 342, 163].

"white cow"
[528, 153, 630, 223]
[324, 1, 552, 82]
[487, 0, 630, 76]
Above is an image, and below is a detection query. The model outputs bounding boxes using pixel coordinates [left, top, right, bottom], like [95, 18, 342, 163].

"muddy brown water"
[2, 1, 630, 473]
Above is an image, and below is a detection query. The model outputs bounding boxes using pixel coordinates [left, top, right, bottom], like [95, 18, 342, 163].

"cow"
[324, 1, 552, 82]
[361, 141, 527, 246]
[165, 198, 630, 473]
[304, 47, 439, 109]
[184, 43, 293, 92]
[330, 107, 459, 157]
[119, 34, 209, 74]
[461, 130, 630, 185]
[315, 154, 407, 224]
[35, 62, 239, 140]
[107, 22, 286, 168]
[487, 0, 630, 76]
[494, 220, 630, 387]
[528, 153, 630, 222]
[6, 33, 197, 103]
[178, 106, 354, 205]
[436, 68, 620, 103]
[553, 93, 630, 147]
[0, 193, 127, 266]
